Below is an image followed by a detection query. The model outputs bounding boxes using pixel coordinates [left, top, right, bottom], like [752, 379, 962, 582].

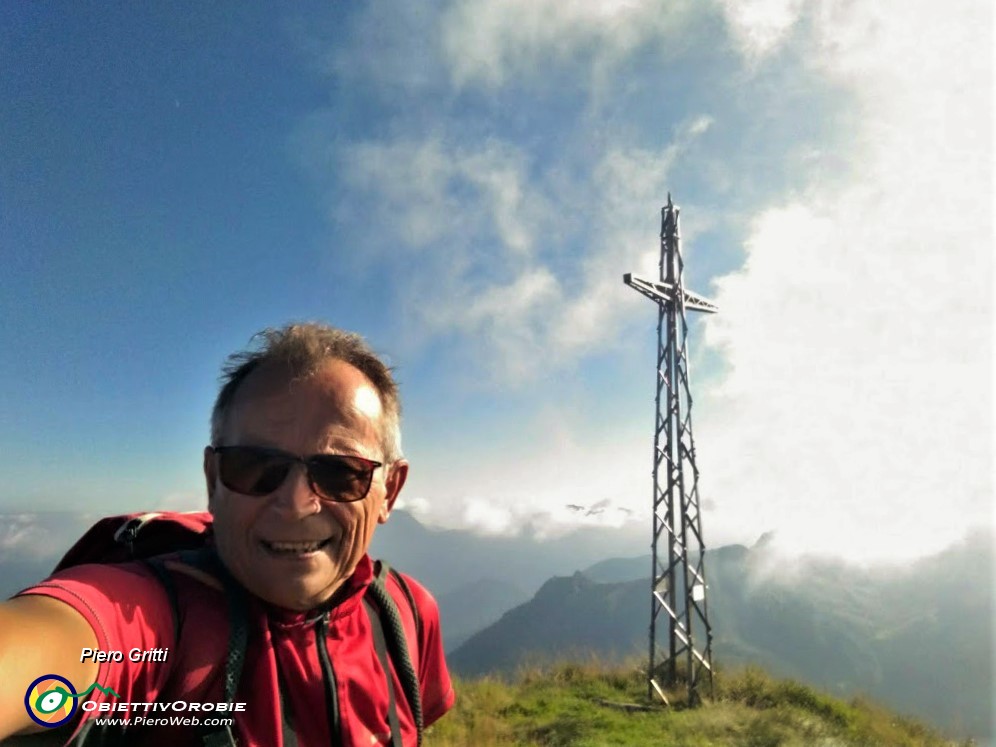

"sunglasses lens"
[309, 456, 374, 502]
[218, 448, 292, 496]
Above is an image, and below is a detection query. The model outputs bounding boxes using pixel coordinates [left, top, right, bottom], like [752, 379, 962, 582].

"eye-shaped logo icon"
[24, 675, 78, 728]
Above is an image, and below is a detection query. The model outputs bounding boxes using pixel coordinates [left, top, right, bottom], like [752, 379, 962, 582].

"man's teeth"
[266, 539, 328, 553]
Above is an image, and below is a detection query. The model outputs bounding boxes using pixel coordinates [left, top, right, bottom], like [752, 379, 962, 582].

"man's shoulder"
[16, 555, 227, 624]
[27, 553, 224, 591]
[391, 571, 437, 605]
[23, 558, 164, 594]
[373, 561, 442, 630]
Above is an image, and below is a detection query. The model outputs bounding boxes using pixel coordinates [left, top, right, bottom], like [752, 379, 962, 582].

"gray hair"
[210, 322, 402, 461]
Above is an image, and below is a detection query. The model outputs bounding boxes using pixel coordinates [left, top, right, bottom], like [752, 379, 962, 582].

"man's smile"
[260, 536, 334, 555]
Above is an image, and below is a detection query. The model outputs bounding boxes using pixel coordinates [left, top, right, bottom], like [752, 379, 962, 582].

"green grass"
[426, 659, 975, 746]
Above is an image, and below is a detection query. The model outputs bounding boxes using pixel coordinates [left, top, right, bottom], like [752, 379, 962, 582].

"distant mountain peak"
[753, 531, 777, 549]
[535, 571, 597, 598]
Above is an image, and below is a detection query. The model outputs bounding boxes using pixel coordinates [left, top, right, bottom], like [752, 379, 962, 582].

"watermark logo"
[24, 675, 119, 729]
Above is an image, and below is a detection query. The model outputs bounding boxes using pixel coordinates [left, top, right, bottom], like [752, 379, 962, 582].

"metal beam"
[623, 273, 719, 314]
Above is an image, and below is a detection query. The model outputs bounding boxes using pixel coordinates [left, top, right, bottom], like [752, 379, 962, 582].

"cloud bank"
[698, 0, 992, 561]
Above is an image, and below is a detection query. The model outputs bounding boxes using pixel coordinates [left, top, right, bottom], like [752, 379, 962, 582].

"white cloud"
[339, 117, 713, 383]
[465, 268, 560, 325]
[341, 136, 547, 256]
[407, 412, 651, 538]
[461, 498, 515, 535]
[0, 515, 49, 559]
[0, 514, 98, 563]
[718, 0, 805, 60]
[698, 0, 992, 562]
[393, 494, 432, 519]
[440, 0, 699, 88]
[440, 494, 641, 539]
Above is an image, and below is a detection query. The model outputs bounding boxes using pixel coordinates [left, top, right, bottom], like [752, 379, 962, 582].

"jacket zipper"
[317, 613, 343, 747]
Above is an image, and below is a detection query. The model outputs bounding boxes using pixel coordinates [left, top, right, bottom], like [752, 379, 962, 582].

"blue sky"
[1, 1, 991, 563]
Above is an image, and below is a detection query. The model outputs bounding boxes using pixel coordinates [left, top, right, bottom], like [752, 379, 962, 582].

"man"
[0, 323, 455, 745]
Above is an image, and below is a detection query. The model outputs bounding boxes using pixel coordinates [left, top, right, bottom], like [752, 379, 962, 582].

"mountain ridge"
[448, 528, 994, 742]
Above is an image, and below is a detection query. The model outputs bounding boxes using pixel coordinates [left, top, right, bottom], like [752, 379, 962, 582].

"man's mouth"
[261, 538, 333, 555]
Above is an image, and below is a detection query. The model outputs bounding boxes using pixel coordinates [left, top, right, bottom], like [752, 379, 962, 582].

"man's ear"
[204, 446, 218, 511]
[378, 460, 408, 524]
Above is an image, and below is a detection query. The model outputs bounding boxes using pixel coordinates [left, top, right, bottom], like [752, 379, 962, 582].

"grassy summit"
[426, 660, 974, 746]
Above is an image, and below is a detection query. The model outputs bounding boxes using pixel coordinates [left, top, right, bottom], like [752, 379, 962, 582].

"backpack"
[52, 511, 424, 747]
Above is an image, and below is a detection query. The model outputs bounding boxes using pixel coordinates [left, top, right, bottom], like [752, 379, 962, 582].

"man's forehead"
[230, 359, 384, 420]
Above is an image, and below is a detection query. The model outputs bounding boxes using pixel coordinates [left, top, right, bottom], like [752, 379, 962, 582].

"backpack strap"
[366, 560, 423, 747]
[364, 597, 404, 747]
[388, 567, 422, 643]
[142, 556, 181, 646]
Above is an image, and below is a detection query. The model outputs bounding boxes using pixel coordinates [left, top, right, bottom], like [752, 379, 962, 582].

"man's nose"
[270, 463, 321, 518]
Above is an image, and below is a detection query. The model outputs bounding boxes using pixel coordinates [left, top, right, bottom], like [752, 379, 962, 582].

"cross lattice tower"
[623, 194, 716, 706]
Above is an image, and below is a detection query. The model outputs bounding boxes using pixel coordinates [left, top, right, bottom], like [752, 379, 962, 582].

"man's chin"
[257, 568, 350, 611]
[222, 545, 351, 610]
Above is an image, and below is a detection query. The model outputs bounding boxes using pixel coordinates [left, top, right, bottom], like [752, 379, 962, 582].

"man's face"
[204, 359, 407, 611]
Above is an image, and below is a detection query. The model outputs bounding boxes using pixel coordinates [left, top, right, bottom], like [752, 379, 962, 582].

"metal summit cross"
[624, 195, 716, 707]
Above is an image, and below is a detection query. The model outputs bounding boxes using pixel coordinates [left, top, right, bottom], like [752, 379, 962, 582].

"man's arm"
[0, 596, 99, 739]
[402, 576, 455, 727]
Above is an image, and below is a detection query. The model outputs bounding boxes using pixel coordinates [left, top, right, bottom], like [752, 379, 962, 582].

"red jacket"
[20, 554, 455, 746]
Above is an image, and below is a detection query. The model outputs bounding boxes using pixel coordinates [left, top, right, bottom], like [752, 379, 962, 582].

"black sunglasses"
[210, 445, 383, 503]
